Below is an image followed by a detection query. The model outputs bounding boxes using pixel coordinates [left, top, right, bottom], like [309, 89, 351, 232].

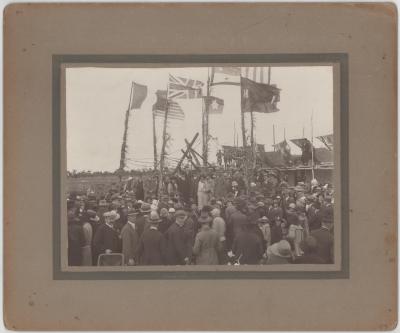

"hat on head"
[198, 211, 212, 224]
[98, 199, 108, 207]
[86, 209, 99, 222]
[269, 240, 292, 258]
[160, 208, 169, 217]
[175, 209, 186, 217]
[211, 208, 220, 217]
[256, 201, 265, 208]
[148, 211, 161, 223]
[127, 209, 138, 217]
[140, 203, 152, 213]
[288, 203, 297, 210]
[104, 211, 120, 222]
[168, 208, 176, 213]
[174, 203, 184, 210]
[258, 216, 269, 224]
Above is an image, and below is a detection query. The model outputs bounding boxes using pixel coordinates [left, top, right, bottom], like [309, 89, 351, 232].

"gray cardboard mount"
[3, 3, 397, 330]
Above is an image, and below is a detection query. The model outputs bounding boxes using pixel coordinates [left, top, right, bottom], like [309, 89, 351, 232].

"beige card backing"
[3, 3, 397, 330]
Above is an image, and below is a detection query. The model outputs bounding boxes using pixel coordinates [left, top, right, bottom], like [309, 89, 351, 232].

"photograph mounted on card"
[4, 3, 396, 330]
[56, 54, 348, 279]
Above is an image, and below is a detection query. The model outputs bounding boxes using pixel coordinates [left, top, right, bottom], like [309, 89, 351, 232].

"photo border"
[53, 54, 349, 280]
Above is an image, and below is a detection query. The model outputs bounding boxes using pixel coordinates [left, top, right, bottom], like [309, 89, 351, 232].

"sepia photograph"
[65, 64, 335, 268]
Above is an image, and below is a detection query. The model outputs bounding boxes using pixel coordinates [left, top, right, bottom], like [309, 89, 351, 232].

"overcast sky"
[66, 66, 333, 171]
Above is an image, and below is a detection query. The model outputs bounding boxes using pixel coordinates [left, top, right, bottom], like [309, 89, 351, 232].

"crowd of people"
[67, 166, 335, 267]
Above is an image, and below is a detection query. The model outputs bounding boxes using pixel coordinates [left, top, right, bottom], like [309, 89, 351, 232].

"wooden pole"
[158, 88, 169, 198]
[202, 67, 211, 165]
[233, 121, 236, 147]
[119, 82, 134, 172]
[152, 110, 158, 170]
[185, 139, 201, 166]
[240, 83, 247, 147]
[268, 66, 271, 85]
[311, 110, 315, 179]
[273, 124, 276, 151]
[181, 149, 199, 170]
[174, 133, 199, 173]
[250, 110, 256, 167]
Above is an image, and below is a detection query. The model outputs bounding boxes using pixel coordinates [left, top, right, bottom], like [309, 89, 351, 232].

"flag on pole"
[241, 77, 280, 113]
[210, 67, 241, 86]
[167, 74, 203, 99]
[130, 82, 148, 109]
[241, 67, 269, 84]
[152, 90, 184, 120]
[317, 134, 334, 151]
[273, 140, 291, 162]
[203, 96, 224, 114]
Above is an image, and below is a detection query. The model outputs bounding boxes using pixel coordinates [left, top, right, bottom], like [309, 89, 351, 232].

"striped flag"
[152, 90, 184, 120]
[210, 67, 241, 86]
[241, 67, 270, 84]
[167, 74, 203, 99]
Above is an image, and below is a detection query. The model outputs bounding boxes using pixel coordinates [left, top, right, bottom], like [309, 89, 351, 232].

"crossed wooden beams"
[174, 132, 212, 173]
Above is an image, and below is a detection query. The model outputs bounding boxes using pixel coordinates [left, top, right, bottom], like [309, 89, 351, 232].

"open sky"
[66, 66, 333, 171]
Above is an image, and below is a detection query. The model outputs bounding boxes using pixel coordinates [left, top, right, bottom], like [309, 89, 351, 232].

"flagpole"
[233, 121, 236, 147]
[250, 110, 256, 167]
[240, 71, 250, 194]
[273, 124, 276, 151]
[240, 75, 247, 148]
[311, 110, 315, 180]
[158, 86, 169, 198]
[202, 67, 211, 166]
[119, 82, 134, 176]
[268, 66, 271, 85]
[152, 110, 158, 171]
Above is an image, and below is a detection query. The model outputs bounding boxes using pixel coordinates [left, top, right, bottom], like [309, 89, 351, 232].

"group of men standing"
[67, 176, 334, 266]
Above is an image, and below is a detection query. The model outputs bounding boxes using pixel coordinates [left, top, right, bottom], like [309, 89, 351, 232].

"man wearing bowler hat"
[136, 211, 166, 265]
[165, 210, 191, 265]
[135, 202, 152, 238]
[120, 210, 139, 265]
[311, 205, 334, 264]
[92, 211, 122, 262]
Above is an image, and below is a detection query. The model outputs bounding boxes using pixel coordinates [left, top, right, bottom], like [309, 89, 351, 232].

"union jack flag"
[153, 90, 185, 121]
[167, 74, 204, 99]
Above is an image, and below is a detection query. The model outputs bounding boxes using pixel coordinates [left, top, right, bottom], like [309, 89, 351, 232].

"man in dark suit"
[232, 218, 264, 265]
[134, 203, 151, 238]
[136, 211, 166, 265]
[93, 211, 122, 261]
[165, 210, 191, 265]
[311, 206, 334, 264]
[121, 211, 139, 265]
[229, 200, 248, 240]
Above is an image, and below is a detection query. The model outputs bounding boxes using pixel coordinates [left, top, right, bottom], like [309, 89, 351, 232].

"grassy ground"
[67, 175, 121, 195]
